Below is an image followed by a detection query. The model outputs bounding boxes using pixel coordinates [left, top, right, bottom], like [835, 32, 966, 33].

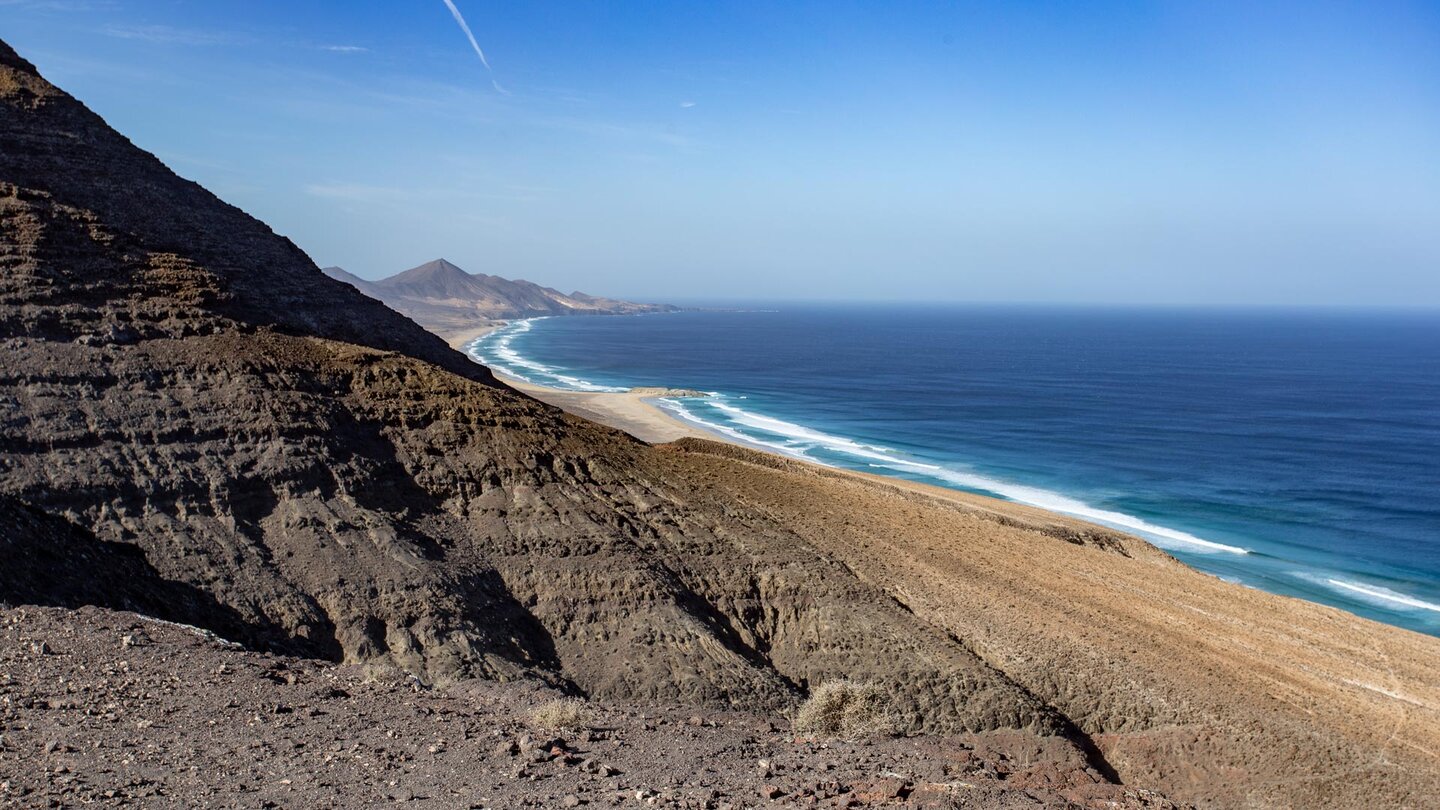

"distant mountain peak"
[391, 258, 469, 280]
[322, 261, 675, 341]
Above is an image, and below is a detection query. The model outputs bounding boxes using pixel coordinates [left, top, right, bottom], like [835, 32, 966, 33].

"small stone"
[687, 715, 703, 727]
[762, 785, 784, 800]
[560, 794, 581, 807]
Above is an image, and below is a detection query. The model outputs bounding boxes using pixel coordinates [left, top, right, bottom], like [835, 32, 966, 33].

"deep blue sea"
[467, 306, 1440, 636]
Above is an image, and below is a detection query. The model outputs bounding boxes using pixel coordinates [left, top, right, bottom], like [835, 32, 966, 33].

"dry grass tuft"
[791, 680, 900, 739]
[529, 697, 594, 730]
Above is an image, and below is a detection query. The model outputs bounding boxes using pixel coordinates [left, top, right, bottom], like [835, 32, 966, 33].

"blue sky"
[3, 1, 1438, 305]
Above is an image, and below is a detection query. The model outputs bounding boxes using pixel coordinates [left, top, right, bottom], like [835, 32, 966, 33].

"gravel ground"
[0, 606, 1179, 809]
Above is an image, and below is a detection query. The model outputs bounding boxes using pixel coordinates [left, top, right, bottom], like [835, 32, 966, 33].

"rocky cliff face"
[0, 37, 1060, 736]
[2, 39, 1437, 809]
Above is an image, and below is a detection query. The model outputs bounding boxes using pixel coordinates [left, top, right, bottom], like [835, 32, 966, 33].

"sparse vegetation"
[791, 680, 900, 739]
[530, 697, 594, 730]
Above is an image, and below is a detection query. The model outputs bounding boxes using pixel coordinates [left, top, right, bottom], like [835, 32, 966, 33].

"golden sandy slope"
[653, 441, 1440, 807]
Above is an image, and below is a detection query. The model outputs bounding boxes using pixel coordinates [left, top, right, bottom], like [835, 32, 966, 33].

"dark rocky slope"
[0, 37, 1060, 736]
[2, 40, 1437, 808]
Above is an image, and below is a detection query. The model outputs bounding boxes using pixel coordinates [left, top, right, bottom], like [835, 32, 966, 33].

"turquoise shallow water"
[467, 305, 1440, 636]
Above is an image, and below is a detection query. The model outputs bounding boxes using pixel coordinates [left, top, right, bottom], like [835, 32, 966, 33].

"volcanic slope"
[2, 40, 1438, 808]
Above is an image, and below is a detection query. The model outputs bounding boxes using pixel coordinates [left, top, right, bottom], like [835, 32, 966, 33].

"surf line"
[474, 323, 1250, 557]
[1324, 578, 1440, 613]
[658, 395, 1250, 556]
[467, 318, 625, 393]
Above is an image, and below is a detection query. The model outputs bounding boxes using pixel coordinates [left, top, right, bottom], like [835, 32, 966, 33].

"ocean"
[467, 305, 1440, 636]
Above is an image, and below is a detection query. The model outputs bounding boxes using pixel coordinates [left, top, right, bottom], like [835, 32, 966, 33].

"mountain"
[0, 32, 1068, 738]
[318, 264, 383, 298]
[323, 258, 676, 340]
[2, 38, 1438, 808]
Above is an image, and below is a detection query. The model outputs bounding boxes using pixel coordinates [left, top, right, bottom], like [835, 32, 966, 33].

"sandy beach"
[437, 320, 506, 351]
[447, 324, 710, 444]
[446, 327, 1188, 533]
[508, 381, 709, 443]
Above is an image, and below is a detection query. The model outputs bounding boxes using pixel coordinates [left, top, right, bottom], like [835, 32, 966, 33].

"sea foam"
[677, 398, 1250, 555]
[459, 308, 1440, 635]
[475, 325, 1251, 558]
[468, 319, 626, 392]
[1294, 573, 1440, 613]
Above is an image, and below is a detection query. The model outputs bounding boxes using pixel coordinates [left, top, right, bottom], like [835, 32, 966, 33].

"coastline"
[508, 377, 709, 444]
[450, 318, 1440, 633]
[437, 320, 506, 350]
[445, 325, 1262, 550]
[448, 323, 711, 444]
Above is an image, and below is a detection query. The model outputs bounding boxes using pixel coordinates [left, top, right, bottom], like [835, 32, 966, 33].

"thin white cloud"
[102, 23, 230, 45]
[438, 0, 509, 94]
[440, 0, 490, 68]
[322, 45, 369, 54]
[679, 101, 696, 109]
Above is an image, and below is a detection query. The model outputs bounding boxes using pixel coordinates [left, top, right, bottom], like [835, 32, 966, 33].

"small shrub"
[530, 697, 594, 730]
[791, 680, 900, 739]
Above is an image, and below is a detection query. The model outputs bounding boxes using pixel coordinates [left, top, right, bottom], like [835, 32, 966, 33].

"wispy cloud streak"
[102, 23, 231, 45]
[439, 0, 508, 93]
[440, 0, 490, 68]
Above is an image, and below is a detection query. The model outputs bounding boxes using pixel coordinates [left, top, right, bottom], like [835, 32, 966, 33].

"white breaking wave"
[656, 398, 817, 460]
[466, 319, 625, 392]
[1294, 573, 1440, 613]
[468, 326, 1250, 557]
[669, 397, 1249, 556]
[707, 401, 925, 467]
[919, 468, 1250, 555]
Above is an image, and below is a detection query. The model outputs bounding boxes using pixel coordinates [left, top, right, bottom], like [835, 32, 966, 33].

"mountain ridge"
[323, 258, 676, 340]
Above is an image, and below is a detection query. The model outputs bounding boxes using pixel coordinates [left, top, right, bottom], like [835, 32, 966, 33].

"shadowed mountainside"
[0, 33, 1077, 740]
[2, 39, 1438, 808]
